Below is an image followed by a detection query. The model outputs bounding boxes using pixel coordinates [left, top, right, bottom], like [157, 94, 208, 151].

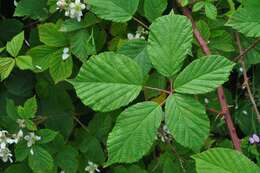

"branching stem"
[144, 86, 171, 94]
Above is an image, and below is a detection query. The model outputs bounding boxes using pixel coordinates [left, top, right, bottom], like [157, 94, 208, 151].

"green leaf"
[165, 94, 210, 150]
[16, 55, 34, 70]
[6, 31, 24, 57]
[27, 45, 59, 71]
[192, 2, 205, 12]
[226, 3, 260, 37]
[15, 141, 30, 161]
[28, 146, 54, 173]
[25, 119, 37, 131]
[107, 102, 163, 165]
[0, 19, 23, 42]
[174, 56, 235, 94]
[205, 3, 217, 20]
[56, 146, 79, 173]
[14, 0, 48, 20]
[88, 0, 140, 22]
[118, 39, 152, 75]
[17, 96, 37, 119]
[193, 148, 260, 173]
[70, 29, 96, 60]
[144, 0, 167, 22]
[70, 52, 144, 112]
[0, 57, 15, 81]
[4, 163, 31, 173]
[38, 23, 68, 47]
[49, 48, 73, 83]
[147, 14, 192, 77]
[37, 129, 58, 144]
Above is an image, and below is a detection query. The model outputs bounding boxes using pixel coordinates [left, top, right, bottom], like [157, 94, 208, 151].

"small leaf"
[174, 55, 235, 94]
[192, 2, 205, 12]
[88, 0, 140, 22]
[165, 94, 210, 150]
[144, 0, 168, 22]
[17, 96, 37, 119]
[107, 102, 163, 165]
[38, 23, 68, 47]
[205, 3, 217, 20]
[193, 148, 260, 173]
[70, 52, 144, 112]
[0, 57, 15, 81]
[16, 55, 33, 70]
[28, 146, 54, 173]
[37, 129, 58, 144]
[6, 31, 24, 57]
[147, 14, 193, 77]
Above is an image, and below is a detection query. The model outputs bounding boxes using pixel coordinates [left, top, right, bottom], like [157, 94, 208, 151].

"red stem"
[183, 8, 241, 151]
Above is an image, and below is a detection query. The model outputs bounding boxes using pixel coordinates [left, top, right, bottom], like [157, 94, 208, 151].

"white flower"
[61, 171, 65, 173]
[242, 110, 248, 115]
[0, 130, 15, 149]
[127, 27, 147, 40]
[24, 132, 41, 148]
[12, 130, 23, 144]
[68, 0, 86, 22]
[57, 0, 67, 10]
[239, 67, 243, 73]
[0, 147, 13, 163]
[35, 65, 43, 70]
[204, 98, 209, 104]
[62, 47, 70, 60]
[85, 161, 100, 173]
[127, 33, 135, 40]
[14, 0, 18, 6]
[16, 119, 26, 128]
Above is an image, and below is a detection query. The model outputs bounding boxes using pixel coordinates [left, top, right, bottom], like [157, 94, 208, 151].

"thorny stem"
[133, 16, 150, 30]
[234, 38, 260, 61]
[183, 8, 241, 151]
[73, 114, 89, 132]
[235, 33, 260, 122]
[144, 86, 171, 94]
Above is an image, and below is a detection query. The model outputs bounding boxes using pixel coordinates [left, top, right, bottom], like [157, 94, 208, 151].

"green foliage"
[0, 0, 260, 172]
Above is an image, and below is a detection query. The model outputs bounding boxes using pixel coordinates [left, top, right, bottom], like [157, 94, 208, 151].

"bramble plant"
[0, 0, 260, 172]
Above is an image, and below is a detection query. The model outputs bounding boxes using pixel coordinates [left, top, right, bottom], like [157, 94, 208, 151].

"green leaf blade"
[165, 94, 210, 151]
[107, 101, 163, 165]
[0, 57, 15, 81]
[147, 14, 193, 77]
[71, 52, 144, 112]
[174, 55, 235, 94]
[6, 31, 24, 57]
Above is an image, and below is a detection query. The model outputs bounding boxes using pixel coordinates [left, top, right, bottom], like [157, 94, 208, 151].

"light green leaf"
[193, 148, 260, 173]
[14, 0, 48, 20]
[174, 56, 235, 94]
[49, 49, 73, 83]
[192, 1, 205, 12]
[205, 3, 217, 20]
[28, 146, 54, 173]
[38, 23, 68, 47]
[147, 14, 192, 77]
[70, 52, 144, 112]
[226, 3, 260, 37]
[165, 94, 210, 150]
[16, 55, 33, 70]
[70, 29, 96, 60]
[107, 102, 163, 165]
[0, 57, 15, 81]
[17, 96, 37, 119]
[6, 31, 24, 57]
[144, 0, 167, 22]
[37, 129, 58, 144]
[118, 39, 152, 75]
[27, 45, 59, 71]
[87, 0, 140, 22]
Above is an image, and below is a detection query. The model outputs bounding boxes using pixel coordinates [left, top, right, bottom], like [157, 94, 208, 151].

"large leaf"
[147, 14, 192, 77]
[6, 31, 24, 57]
[193, 148, 260, 173]
[87, 0, 140, 22]
[70, 52, 144, 112]
[38, 23, 68, 47]
[56, 146, 79, 173]
[0, 57, 15, 81]
[174, 56, 235, 94]
[144, 0, 168, 22]
[165, 94, 210, 150]
[107, 102, 163, 165]
[227, 1, 260, 38]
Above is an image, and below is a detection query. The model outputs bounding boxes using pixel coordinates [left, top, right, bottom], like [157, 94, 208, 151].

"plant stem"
[144, 86, 171, 94]
[235, 33, 260, 122]
[183, 8, 241, 151]
[133, 16, 150, 30]
[234, 38, 260, 61]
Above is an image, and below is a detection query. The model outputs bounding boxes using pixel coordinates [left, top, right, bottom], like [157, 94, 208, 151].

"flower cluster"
[249, 134, 260, 144]
[157, 124, 172, 143]
[85, 161, 100, 173]
[127, 26, 148, 40]
[56, 0, 89, 22]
